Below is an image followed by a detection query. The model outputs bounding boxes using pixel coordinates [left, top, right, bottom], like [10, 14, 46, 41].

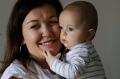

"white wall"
[60, 0, 120, 79]
[0, 0, 17, 60]
[0, 0, 120, 79]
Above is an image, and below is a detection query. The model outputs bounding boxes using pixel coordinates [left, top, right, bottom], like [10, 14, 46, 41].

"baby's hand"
[43, 50, 61, 66]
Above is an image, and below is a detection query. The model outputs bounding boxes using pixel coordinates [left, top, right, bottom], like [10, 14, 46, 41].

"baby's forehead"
[61, 1, 98, 31]
[63, 1, 91, 15]
[64, 5, 81, 11]
[63, 4, 85, 16]
[62, 5, 85, 19]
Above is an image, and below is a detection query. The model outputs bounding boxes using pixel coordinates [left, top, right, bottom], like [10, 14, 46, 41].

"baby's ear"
[85, 29, 96, 41]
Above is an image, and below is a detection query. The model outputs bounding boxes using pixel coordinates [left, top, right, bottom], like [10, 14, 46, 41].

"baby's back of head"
[64, 1, 98, 32]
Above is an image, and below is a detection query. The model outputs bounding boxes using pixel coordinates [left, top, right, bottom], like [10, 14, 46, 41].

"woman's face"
[22, 4, 62, 60]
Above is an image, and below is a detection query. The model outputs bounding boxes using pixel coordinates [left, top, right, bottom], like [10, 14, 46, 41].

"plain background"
[0, 0, 120, 79]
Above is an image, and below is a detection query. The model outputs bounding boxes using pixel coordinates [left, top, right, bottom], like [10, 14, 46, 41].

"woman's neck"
[35, 58, 55, 74]
[30, 54, 55, 74]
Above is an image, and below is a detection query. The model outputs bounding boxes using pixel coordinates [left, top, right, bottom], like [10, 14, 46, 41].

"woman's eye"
[48, 21, 58, 26]
[31, 25, 40, 29]
[68, 27, 74, 31]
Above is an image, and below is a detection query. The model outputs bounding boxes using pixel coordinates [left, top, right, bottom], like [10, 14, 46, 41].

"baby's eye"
[59, 26, 63, 30]
[68, 27, 74, 31]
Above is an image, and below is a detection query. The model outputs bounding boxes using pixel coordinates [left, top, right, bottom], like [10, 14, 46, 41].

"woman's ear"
[22, 39, 26, 44]
[85, 29, 96, 42]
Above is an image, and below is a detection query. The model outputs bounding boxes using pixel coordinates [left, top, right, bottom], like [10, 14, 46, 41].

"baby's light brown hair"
[64, 1, 98, 32]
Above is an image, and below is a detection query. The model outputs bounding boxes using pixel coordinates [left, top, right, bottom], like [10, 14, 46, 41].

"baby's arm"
[43, 50, 61, 66]
[43, 50, 86, 79]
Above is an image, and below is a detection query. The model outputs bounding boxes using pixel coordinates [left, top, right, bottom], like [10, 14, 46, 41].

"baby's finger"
[46, 50, 53, 57]
[56, 53, 61, 58]
[43, 51, 48, 58]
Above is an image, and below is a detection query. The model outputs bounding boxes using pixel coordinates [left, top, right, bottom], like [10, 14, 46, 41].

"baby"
[43, 1, 106, 79]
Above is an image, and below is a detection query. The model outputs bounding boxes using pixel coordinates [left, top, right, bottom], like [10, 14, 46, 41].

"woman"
[0, 0, 63, 79]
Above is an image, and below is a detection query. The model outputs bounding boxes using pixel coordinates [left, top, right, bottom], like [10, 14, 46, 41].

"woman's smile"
[40, 38, 56, 46]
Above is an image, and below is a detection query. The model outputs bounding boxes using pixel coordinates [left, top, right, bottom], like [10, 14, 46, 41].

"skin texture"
[22, 4, 62, 66]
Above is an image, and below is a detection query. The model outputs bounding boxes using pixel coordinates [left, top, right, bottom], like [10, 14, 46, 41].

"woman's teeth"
[41, 40, 55, 46]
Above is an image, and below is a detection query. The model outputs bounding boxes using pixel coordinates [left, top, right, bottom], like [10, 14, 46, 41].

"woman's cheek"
[27, 32, 41, 43]
[53, 26, 61, 36]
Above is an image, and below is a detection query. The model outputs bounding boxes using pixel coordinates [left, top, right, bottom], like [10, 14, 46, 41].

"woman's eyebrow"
[27, 15, 58, 24]
[27, 20, 39, 24]
[49, 15, 58, 19]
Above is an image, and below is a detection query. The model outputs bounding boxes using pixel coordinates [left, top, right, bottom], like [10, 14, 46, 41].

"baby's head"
[59, 1, 98, 49]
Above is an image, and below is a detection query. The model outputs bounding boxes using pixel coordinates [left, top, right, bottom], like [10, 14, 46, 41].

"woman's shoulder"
[1, 59, 31, 79]
[11, 60, 25, 68]
[4, 59, 26, 71]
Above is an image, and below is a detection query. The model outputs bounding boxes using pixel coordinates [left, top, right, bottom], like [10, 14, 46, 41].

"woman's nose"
[41, 25, 52, 37]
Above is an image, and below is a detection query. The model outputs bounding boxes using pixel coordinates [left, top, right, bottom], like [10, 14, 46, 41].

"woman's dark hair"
[0, 0, 63, 76]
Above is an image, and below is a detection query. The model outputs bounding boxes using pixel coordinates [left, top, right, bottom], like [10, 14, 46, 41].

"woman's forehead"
[23, 5, 57, 24]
